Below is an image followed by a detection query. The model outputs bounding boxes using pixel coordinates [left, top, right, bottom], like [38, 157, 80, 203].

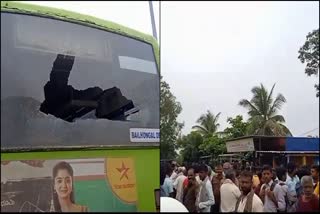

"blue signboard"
[285, 137, 319, 151]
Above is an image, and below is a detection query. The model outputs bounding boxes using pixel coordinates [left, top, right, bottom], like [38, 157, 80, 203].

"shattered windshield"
[39, 54, 137, 122]
[1, 13, 159, 148]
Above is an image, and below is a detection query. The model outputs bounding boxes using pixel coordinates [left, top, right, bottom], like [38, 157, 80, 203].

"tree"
[177, 131, 204, 164]
[198, 135, 227, 159]
[239, 83, 292, 136]
[298, 29, 319, 97]
[223, 115, 249, 139]
[160, 77, 183, 160]
[192, 110, 221, 138]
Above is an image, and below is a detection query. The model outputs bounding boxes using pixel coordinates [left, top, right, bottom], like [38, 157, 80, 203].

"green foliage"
[177, 131, 204, 163]
[223, 115, 249, 139]
[177, 132, 227, 164]
[160, 77, 183, 160]
[178, 110, 226, 163]
[178, 83, 293, 163]
[192, 110, 221, 138]
[298, 29, 319, 97]
[178, 110, 227, 163]
[199, 135, 227, 158]
[239, 83, 292, 136]
[243, 151, 254, 162]
[166, 83, 293, 163]
[176, 154, 184, 166]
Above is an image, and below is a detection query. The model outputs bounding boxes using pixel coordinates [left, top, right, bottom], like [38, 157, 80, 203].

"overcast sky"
[16, 1, 318, 137]
[161, 1, 319, 137]
[22, 1, 159, 39]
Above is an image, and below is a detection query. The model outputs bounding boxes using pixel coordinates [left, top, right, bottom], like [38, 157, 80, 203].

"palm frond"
[193, 110, 221, 137]
[270, 115, 286, 123]
[192, 125, 207, 133]
[251, 84, 269, 119]
[239, 99, 261, 115]
[266, 83, 276, 109]
[268, 93, 286, 116]
[240, 83, 289, 137]
[279, 124, 292, 136]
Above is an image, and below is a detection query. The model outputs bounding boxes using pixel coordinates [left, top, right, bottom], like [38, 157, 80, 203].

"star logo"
[106, 158, 137, 202]
[116, 162, 130, 180]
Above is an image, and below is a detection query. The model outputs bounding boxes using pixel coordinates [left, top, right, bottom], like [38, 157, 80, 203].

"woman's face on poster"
[54, 169, 73, 199]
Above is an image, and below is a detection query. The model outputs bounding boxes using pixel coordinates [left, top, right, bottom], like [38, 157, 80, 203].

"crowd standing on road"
[160, 160, 319, 212]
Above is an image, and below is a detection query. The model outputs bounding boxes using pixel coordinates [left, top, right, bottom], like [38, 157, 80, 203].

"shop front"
[225, 136, 286, 168]
[225, 136, 319, 168]
[285, 137, 319, 166]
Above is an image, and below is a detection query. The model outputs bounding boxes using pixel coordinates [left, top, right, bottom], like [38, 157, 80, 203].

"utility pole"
[148, 1, 158, 41]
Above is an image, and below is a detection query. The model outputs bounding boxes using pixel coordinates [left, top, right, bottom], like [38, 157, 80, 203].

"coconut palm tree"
[239, 83, 292, 136]
[192, 110, 221, 138]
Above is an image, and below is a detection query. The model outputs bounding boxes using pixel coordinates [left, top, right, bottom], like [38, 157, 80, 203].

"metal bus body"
[1, 1, 159, 212]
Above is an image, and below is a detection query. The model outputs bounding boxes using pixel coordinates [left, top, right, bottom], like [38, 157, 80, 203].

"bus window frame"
[1, 11, 160, 152]
[1, 10, 159, 74]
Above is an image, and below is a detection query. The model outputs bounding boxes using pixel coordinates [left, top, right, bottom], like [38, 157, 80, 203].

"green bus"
[1, 1, 159, 212]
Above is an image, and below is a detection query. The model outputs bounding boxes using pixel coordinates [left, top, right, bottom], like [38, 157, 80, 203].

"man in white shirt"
[259, 165, 286, 212]
[196, 164, 215, 212]
[173, 167, 187, 202]
[223, 162, 240, 187]
[285, 162, 299, 212]
[170, 161, 179, 183]
[196, 173, 202, 185]
[276, 166, 297, 212]
[222, 162, 231, 177]
[220, 169, 241, 212]
[161, 162, 174, 197]
[235, 171, 263, 213]
[235, 170, 264, 212]
[286, 162, 299, 193]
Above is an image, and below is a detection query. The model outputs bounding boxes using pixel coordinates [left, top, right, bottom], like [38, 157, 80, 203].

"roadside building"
[224, 136, 319, 168]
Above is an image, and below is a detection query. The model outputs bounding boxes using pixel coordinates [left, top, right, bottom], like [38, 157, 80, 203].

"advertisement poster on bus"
[1, 158, 138, 212]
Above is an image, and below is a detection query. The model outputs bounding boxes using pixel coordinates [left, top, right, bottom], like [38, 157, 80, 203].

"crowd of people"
[160, 160, 319, 213]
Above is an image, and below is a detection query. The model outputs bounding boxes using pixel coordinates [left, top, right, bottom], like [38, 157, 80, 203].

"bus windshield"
[1, 12, 159, 149]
